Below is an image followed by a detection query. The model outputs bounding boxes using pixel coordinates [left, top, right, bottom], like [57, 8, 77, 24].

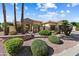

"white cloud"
[26, 13, 30, 15]
[66, 10, 70, 13]
[37, 3, 41, 8]
[71, 3, 79, 7]
[40, 9, 47, 11]
[60, 14, 65, 17]
[32, 14, 35, 16]
[25, 13, 35, 16]
[67, 3, 79, 8]
[67, 4, 71, 7]
[60, 10, 70, 14]
[16, 6, 19, 10]
[14, 3, 19, 10]
[36, 3, 57, 11]
[60, 10, 64, 14]
[38, 14, 52, 18]
[47, 12, 58, 16]
[43, 3, 57, 9]
[38, 12, 58, 19]
[7, 15, 10, 18]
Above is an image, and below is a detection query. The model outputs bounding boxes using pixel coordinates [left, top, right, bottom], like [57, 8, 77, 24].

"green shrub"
[9, 31, 17, 35]
[4, 38, 23, 55]
[48, 35, 61, 44]
[39, 30, 51, 36]
[31, 39, 48, 56]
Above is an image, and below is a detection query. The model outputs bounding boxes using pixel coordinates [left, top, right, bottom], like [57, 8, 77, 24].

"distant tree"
[61, 20, 73, 36]
[62, 20, 69, 25]
[71, 22, 77, 26]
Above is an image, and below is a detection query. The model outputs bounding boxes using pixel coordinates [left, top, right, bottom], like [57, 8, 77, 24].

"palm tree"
[21, 3, 24, 33]
[14, 3, 17, 32]
[2, 3, 7, 35]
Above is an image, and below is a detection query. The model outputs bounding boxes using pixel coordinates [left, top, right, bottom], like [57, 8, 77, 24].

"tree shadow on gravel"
[48, 46, 54, 56]
[15, 46, 32, 56]
[14, 46, 55, 56]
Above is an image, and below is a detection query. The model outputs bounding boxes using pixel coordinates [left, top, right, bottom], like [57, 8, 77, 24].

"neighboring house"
[16, 18, 42, 31]
[43, 21, 57, 30]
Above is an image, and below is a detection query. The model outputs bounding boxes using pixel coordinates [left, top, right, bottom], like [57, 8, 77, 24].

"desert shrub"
[32, 24, 40, 33]
[76, 23, 79, 31]
[31, 39, 48, 56]
[22, 26, 29, 34]
[4, 38, 23, 55]
[1, 23, 9, 30]
[76, 26, 79, 31]
[0, 27, 3, 31]
[17, 24, 22, 33]
[0, 23, 9, 34]
[32, 24, 40, 28]
[0, 24, 3, 31]
[6, 26, 9, 35]
[63, 24, 73, 36]
[39, 30, 51, 36]
[9, 31, 17, 35]
[48, 35, 61, 44]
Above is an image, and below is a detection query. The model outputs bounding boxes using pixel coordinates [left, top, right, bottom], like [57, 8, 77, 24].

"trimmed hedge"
[39, 30, 51, 36]
[31, 39, 48, 56]
[48, 35, 61, 44]
[4, 38, 23, 55]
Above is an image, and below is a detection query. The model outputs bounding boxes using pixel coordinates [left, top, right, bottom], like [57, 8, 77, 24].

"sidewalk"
[53, 43, 79, 56]
[0, 39, 6, 56]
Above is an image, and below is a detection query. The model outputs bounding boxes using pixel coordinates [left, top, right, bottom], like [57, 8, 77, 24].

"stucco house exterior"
[43, 21, 57, 30]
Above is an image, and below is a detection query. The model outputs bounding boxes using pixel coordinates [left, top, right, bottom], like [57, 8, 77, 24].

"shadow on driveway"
[60, 33, 79, 41]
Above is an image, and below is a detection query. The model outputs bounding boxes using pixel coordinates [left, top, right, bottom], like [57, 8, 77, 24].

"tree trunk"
[14, 3, 17, 32]
[21, 3, 24, 34]
[2, 3, 7, 35]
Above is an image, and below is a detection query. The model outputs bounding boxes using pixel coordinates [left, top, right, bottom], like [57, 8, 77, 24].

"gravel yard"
[0, 31, 79, 56]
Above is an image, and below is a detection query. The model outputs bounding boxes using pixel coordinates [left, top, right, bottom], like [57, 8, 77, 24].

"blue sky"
[0, 3, 79, 23]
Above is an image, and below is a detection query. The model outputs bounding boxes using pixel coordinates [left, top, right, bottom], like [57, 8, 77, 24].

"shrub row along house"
[16, 18, 76, 33]
[14, 18, 59, 33]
